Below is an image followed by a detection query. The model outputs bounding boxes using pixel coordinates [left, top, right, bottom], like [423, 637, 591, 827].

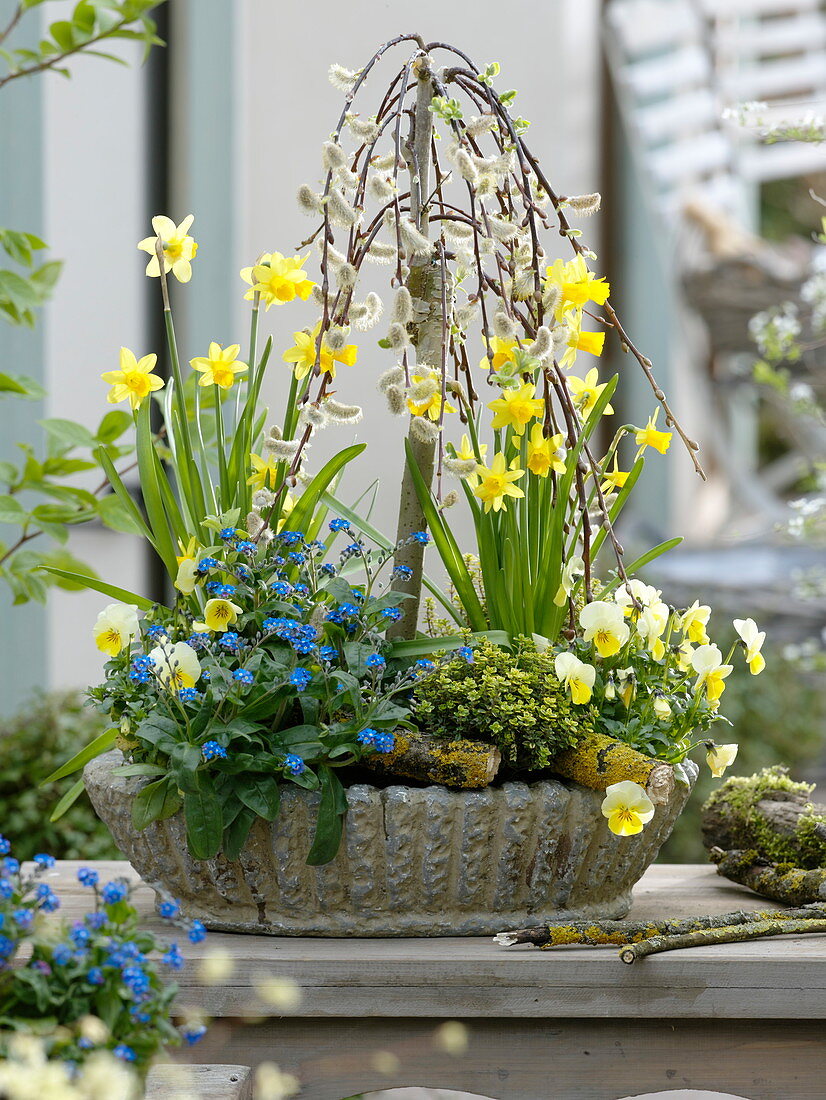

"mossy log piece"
[710, 846, 826, 906]
[701, 766, 826, 869]
[493, 904, 826, 948]
[363, 731, 501, 789]
[619, 917, 826, 964]
[548, 732, 675, 805]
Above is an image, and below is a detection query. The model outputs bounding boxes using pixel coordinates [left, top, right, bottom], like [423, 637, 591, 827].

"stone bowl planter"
[85, 750, 697, 936]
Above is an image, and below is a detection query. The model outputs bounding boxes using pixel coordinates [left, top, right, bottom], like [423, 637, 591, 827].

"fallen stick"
[493, 905, 826, 948]
[619, 918, 826, 964]
[710, 846, 826, 906]
[548, 732, 676, 805]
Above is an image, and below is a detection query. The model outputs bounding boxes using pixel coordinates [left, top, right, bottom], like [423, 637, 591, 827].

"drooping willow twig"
[252, 33, 705, 636]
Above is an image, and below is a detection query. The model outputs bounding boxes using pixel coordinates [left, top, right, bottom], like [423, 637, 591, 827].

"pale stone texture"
[85, 751, 697, 936]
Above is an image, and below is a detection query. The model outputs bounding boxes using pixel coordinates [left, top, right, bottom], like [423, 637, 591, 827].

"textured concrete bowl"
[85, 750, 697, 936]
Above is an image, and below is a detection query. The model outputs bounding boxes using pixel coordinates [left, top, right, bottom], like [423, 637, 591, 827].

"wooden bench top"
[42, 860, 826, 1022]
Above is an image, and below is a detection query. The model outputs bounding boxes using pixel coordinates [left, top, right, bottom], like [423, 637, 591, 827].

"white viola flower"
[614, 578, 661, 614]
[706, 743, 738, 779]
[653, 694, 672, 721]
[579, 600, 630, 658]
[93, 603, 140, 657]
[149, 641, 202, 691]
[691, 643, 733, 706]
[733, 617, 766, 675]
[554, 651, 596, 704]
[636, 599, 670, 658]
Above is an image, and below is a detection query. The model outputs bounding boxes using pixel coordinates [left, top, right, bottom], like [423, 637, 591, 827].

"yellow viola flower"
[691, 643, 733, 706]
[579, 600, 630, 658]
[600, 456, 629, 493]
[559, 311, 606, 369]
[635, 409, 672, 456]
[526, 423, 566, 477]
[553, 555, 584, 607]
[472, 452, 525, 513]
[567, 368, 614, 419]
[249, 252, 315, 308]
[601, 780, 655, 837]
[488, 382, 544, 436]
[247, 453, 280, 491]
[733, 617, 766, 675]
[137, 214, 198, 283]
[545, 256, 610, 321]
[407, 369, 456, 421]
[101, 347, 165, 411]
[478, 335, 521, 373]
[679, 600, 711, 645]
[706, 743, 739, 779]
[190, 342, 248, 389]
[616, 667, 636, 708]
[194, 597, 243, 633]
[282, 322, 358, 382]
[675, 639, 695, 673]
[554, 651, 596, 705]
[93, 602, 140, 657]
[148, 641, 201, 690]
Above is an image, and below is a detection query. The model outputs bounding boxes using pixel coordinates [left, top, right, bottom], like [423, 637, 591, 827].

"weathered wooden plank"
[606, 0, 701, 59]
[145, 1063, 252, 1100]
[37, 862, 826, 1021]
[715, 12, 826, 57]
[175, 1018, 826, 1100]
[621, 44, 710, 100]
[636, 88, 719, 144]
[721, 53, 826, 101]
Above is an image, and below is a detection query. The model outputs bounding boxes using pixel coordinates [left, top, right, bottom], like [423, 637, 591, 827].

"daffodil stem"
[163, 309, 207, 530]
[214, 385, 229, 506]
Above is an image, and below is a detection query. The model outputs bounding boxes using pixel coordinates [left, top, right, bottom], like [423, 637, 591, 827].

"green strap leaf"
[48, 778, 85, 823]
[287, 443, 366, 534]
[37, 567, 156, 611]
[40, 727, 116, 786]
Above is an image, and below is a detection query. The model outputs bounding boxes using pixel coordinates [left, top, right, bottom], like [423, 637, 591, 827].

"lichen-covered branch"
[363, 730, 500, 788]
[619, 917, 826, 964]
[548, 732, 676, 805]
[494, 905, 826, 948]
[710, 847, 826, 906]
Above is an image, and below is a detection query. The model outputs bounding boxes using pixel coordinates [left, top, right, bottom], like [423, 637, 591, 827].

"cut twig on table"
[618, 917, 826, 964]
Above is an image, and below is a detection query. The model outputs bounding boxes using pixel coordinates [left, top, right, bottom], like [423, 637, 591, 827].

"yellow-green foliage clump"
[413, 637, 597, 771]
[703, 766, 826, 869]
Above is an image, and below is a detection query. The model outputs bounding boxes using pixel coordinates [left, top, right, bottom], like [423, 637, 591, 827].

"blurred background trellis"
[0, 0, 824, 860]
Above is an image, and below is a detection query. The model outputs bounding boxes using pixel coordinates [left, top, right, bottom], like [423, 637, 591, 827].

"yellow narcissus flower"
[194, 597, 243, 633]
[691, 643, 733, 706]
[554, 651, 596, 705]
[601, 780, 655, 837]
[635, 408, 672, 456]
[138, 214, 198, 283]
[453, 433, 486, 488]
[526, 423, 566, 477]
[472, 452, 525, 513]
[246, 252, 315, 308]
[149, 641, 201, 690]
[247, 453, 279, 491]
[733, 617, 766, 675]
[101, 347, 164, 410]
[559, 311, 606, 369]
[706, 743, 739, 779]
[175, 536, 201, 595]
[93, 603, 140, 657]
[488, 382, 544, 436]
[553, 555, 584, 607]
[545, 256, 610, 321]
[679, 600, 711, 645]
[190, 343, 248, 389]
[600, 456, 629, 493]
[282, 322, 358, 381]
[567, 367, 614, 419]
[478, 335, 521, 372]
[579, 600, 630, 658]
[407, 368, 456, 421]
